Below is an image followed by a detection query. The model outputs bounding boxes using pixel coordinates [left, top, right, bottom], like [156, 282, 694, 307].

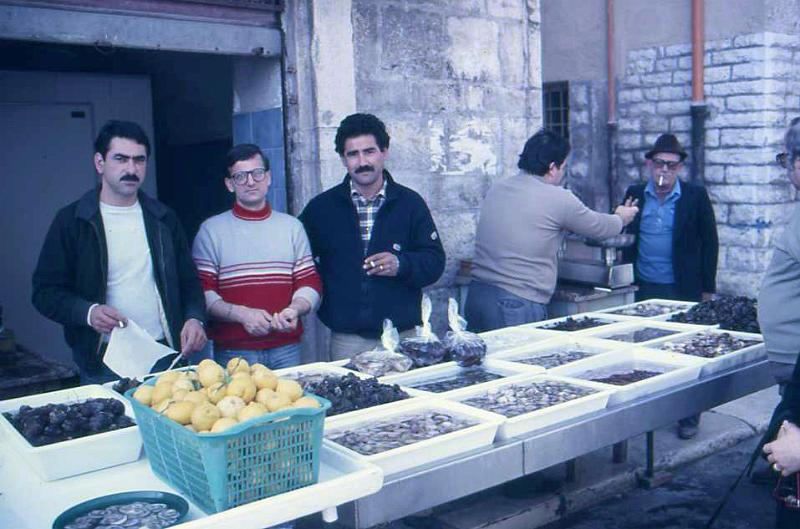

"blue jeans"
[635, 280, 677, 302]
[464, 281, 548, 333]
[214, 342, 302, 370]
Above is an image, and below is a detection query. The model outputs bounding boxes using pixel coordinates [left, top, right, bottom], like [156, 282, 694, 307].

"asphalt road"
[541, 437, 783, 529]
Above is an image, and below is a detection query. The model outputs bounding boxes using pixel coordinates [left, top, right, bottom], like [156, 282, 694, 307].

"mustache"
[120, 174, 140, 182]
[355, 165, 375, 174]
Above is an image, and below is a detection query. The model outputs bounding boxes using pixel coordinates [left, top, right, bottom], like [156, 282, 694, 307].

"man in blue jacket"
[623, 133, 719, 439]
[300, 113, 446, 360]
[32, 120, 207, 383]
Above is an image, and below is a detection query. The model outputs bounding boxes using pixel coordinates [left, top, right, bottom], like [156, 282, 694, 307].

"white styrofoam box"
[594, 299, 697, 321]
[521, 313, 632, 334]
[378, 359, 543, 395]
[0, 384, 142, 481]
[323, 397, 503, 477]
[480, 326, 560, 355]
[491, 335, 623, 370]
[275, 362, 370, 381]
[577, 319, 712, 346]
[647, 329, 766, 377]
[441, 373, 614, 440]
[550, 348, 705, 406]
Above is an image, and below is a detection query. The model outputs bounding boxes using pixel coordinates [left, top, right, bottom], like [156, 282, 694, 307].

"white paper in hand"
[104, 319, 175, 379]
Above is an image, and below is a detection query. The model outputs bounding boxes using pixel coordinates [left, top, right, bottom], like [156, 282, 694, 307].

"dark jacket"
[622, 182, 719, 301]
[32, 188, 206, 371]
[299, 172, 446, 338]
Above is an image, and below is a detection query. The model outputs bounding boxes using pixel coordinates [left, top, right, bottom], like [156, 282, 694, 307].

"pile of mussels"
[668, 296, 760, 334]
[299, 373, 410, 416]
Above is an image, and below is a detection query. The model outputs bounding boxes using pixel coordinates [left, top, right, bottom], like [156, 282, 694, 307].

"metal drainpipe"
[690, 0, 708, 185]
[606, 0, 618, 210]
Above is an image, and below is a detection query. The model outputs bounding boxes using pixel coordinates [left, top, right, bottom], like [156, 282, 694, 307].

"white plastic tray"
[578, 319, 711, 346]
[491, 335, 621, 370]
[378, 359, 543, 395]
[0, 437, 383, 529]
[274, 361, 367, 381]
[595, 299, 697, 320]
[323, 397, 503, 477]
[479, 326, 559, 355]
[443, 373, 614, 440]
[550, 348, 705, 406]
[0, 384, 142, 481]
[522, 312, 631, 333]
[648, 329, 766, 377]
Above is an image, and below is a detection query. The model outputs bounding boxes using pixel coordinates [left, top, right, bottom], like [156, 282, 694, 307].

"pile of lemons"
[132, 358, 320, 433]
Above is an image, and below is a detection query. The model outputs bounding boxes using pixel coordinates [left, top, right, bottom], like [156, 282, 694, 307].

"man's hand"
[702, 292, 715, 302]
[272, 307, 299, 333]
[763, 421, 800, 476]
[364, 252, 400, 277]
[180, 318, 207, 356]
[90, 305, 127, 333]
[236, 307, 273, 336]
[614, 197, 640, 226]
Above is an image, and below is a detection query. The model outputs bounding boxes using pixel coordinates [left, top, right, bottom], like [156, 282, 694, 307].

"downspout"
[690, 0, 708, 185]
[606, 0, 617, 210]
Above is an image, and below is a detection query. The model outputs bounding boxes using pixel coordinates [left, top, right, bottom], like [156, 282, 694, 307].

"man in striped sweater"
[192, 144, 322, 369]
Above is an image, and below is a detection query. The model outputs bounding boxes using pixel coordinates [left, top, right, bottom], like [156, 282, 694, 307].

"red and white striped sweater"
[192, 203, 322, 350]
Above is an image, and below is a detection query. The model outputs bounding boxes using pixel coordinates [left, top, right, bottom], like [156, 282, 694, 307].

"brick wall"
[351, 0, 543, 325]
[613, 32, 800, 296]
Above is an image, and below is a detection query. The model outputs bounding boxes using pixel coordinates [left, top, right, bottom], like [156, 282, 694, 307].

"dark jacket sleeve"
[31, 209, 94, 327]
[170, 213, 206, 325]
[298, 206, 318, 257]
[395, 195, 446, 289]
[698, 188, 719, 293]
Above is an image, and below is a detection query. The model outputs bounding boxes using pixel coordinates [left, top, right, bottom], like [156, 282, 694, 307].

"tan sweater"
[471, 174, 623, 304]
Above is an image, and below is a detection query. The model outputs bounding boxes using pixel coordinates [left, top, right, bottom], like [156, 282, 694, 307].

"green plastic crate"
[125, 382, 330, 514]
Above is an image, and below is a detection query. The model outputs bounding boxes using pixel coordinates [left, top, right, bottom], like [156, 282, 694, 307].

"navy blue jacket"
[299, 172, 446, 337]
[32, 188, 206, 372]
[622, 182, 719, 301]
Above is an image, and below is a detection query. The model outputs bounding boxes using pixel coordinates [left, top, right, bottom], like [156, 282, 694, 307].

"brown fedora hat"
[645, 133, 687, 161]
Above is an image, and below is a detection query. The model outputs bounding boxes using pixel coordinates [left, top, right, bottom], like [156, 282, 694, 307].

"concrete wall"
[350, 0, 544, 323]
[541, 0, 790, 83]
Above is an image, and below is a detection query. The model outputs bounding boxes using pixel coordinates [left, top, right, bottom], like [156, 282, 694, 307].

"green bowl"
[52, 490, 189, 529]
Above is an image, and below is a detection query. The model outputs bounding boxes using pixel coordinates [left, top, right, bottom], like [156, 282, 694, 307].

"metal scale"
[557, 233, 636, 289]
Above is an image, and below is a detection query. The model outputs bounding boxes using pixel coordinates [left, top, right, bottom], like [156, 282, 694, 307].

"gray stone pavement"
[301, 386, 781, 529]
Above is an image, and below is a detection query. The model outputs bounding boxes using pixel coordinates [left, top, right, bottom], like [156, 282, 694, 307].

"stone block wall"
[613, 32, 800, 297]
[350, 0, 543, 324]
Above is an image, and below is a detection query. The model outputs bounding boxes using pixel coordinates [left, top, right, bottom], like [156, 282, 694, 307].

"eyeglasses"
[651, 158, 682, 171]
[229, 168, 268, 186]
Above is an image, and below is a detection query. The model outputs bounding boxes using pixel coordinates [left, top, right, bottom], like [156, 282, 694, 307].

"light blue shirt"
[636, 179, 681, 284]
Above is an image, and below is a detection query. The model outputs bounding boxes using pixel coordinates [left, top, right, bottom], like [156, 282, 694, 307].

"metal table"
[338, 359, 776, 528]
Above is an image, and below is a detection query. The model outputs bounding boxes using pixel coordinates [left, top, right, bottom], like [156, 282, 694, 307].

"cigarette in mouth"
[658, 176, 664, 186]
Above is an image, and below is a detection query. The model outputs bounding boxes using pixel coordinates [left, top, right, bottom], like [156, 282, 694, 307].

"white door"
[0, 102, 95, 364]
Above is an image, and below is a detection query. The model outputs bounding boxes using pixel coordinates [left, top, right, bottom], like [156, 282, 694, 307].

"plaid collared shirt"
[350, 179, 387, 254]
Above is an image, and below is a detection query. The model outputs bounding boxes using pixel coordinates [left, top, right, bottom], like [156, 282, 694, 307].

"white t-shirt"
[99, 201, 167, 341]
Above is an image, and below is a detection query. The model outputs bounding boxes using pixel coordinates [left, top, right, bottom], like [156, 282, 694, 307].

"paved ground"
[540, 436, 776, 529]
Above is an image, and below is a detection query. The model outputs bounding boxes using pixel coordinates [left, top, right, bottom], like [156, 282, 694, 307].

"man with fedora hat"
[623, 133, 719, 439]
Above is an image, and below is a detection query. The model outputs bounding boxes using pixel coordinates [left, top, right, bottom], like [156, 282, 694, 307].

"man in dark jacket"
[300, 113, 446, 360]
[32, 120, 207, 383]
[623, 133, 719, 439]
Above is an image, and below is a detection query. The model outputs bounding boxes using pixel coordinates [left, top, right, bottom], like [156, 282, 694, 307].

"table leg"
[612, 441, 628, 463]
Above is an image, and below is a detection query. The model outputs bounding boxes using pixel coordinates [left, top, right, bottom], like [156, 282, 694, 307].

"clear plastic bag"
[398, 294, 447, 368]
[351, 319, 414, 377]
[443, 298, 487, 367]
